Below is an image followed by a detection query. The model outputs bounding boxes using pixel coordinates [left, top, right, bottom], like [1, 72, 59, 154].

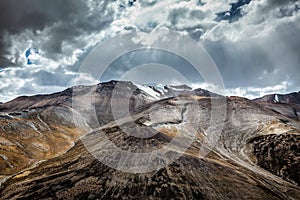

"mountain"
[0, 81, 299, 199]
[134, 83, 220, 99]
[0, 81, 155, 179]
[255, 92, 300, 105]
[254, 92, 300, 120]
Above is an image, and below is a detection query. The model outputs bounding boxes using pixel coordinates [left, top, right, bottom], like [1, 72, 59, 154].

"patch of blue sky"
[25, 47, 41, 65]
[216, 0, 251, 23]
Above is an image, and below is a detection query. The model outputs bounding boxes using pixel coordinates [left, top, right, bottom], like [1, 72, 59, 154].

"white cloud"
[225, 81, 293, 99]
[0, 0, 299, 102]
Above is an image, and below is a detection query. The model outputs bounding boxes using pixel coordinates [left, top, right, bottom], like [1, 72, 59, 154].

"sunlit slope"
[0, 93, 299, 199]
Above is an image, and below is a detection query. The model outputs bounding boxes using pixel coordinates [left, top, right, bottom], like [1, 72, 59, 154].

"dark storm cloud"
[256, 0, 299, 15]
[204, 39, 274, 88]
[269, 21, 300, 86]
[0, 0, 115, 60]
[0, 0, 117, 101]
[0, 1, 84, 33]
[0, 57, 19, 68]
[204, 14, 300, 92]
[267, 0, 299, 7]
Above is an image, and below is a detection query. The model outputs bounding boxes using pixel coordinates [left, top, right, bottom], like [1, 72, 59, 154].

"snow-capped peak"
[133, 83, 161, 100]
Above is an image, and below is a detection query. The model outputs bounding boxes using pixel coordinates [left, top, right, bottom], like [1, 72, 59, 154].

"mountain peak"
[255, 91, 300, 105]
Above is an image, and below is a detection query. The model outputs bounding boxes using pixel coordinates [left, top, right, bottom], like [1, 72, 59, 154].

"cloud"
[201, 0, 300, 93]
[0, 66, 97, 102]
[0, 0, 299, 102]
[0, 0, 117, 101]
[225, 81, 293, 99]
[190, 81, 294, 99]
[1, 0, 115, 65]
[111, 0, 300, 94]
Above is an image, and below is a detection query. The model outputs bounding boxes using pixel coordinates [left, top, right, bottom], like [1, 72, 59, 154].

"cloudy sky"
[0, 0, 299, 102]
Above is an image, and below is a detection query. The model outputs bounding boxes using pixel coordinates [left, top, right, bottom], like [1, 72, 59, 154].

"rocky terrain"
[255, 92, 300, 120]
[0, 81, 299, 199]
[255, 92, 300, 105]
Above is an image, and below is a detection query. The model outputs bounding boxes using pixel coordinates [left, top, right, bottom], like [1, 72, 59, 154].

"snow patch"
[274, 94, 279, 103]
[133, 83, 161, 100]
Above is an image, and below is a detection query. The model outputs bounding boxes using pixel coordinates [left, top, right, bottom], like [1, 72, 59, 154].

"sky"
[0, 0, 299, 102]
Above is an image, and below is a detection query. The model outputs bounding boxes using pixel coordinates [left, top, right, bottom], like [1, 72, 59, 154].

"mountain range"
[0, 81, 299, 200]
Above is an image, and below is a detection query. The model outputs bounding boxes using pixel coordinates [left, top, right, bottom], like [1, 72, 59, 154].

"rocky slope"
[0, 81, 158, 179]
[255, 92, 300, 120]
[0, 81, 299, 199]
[255, 92, 300, 105]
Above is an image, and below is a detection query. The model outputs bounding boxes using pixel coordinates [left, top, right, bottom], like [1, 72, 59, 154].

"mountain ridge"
[0, 81, 299, 199]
